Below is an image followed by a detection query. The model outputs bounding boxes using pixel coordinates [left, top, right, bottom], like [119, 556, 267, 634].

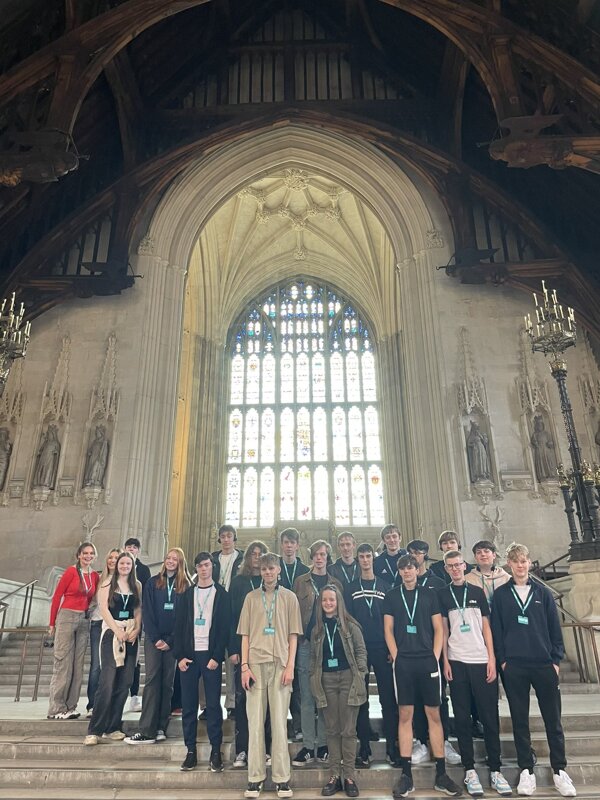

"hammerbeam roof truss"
[0, 0, 599, 332]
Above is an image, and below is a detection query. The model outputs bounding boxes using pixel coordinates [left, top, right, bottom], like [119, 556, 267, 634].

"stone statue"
[530, 415, 557, 481]
[33, 424, 61, 489]
[83, 425, 109, 488]
[0, 427, 12, 491]
[466, 420, 491, 482]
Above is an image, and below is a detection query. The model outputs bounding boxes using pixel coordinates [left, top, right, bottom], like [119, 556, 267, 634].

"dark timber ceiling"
[0, 0, 599, 332]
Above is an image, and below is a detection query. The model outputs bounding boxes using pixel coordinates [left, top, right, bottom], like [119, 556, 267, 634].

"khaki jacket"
[293, 571, 342, 636]
[309, 618, 368, 708]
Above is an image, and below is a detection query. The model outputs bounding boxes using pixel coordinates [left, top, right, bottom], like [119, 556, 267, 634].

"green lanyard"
[166, 577, 175, 604]
[261, 586, 278, 633]
[282, 560, 297, 588]
[341, 562, 357, 583]
[310, 577, 324, 597]
[118, 592, 130, 619]
[359, 578, 377, 616]
[449, 584, 471, 632]
[478, 570, 495, 605]
[511, 585, 533, 625]
[195, 584, 214, 622]
[400, 586, 419, 634]
[385, 557, 398, 584]
[324, 619, 339, 667]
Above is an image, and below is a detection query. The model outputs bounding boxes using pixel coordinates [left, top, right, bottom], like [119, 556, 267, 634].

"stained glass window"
[225, 280, 385, 527]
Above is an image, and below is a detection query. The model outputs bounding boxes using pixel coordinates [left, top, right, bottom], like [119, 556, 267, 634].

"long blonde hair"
[155, 547, 192, 593]
[313, 583, 360, 640]
[99, 547, 121, 587]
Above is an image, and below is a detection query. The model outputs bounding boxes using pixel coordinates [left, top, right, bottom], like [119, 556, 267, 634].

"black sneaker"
[344, 778, 359, 798]
[322, 776, 343, 797]
[355, 745, 371, 769]
[316, 745, 329, 763]
[386, 748, 402, 768]
[392, 773, 414, 798]
[244, 782, 263, 799]
[198, 708, 207, 720]
[124, 732, 156, 745]
[292, 747, 314, 766]
[368, 727, 380, 741]
[471, 720, 485, 739]
[276, 783, 293, 798]
[227, 708, 235, 720]
[209, 748, 223, 772]
[434, 772, 463, 797]
[180, 750, 197, 771]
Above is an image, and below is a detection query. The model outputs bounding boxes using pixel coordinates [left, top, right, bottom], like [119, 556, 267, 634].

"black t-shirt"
[322, 616, 350, 672]
[382, 584, 441, 658]
[417, 569, 446, 591]
[305, 572, 332, 639]
[278, 557, 310, 591]
[344, 576, 391, 648]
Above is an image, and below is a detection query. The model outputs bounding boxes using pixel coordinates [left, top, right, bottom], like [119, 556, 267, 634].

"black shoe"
[198, 709, 207, 720]
[244, 782, 263, 799]
[434, 772, 463, 797]
[209, 748, 223, 772]
[355, 745, 371, 769]
[227, 708, 235, 720]
[392, 773, 414, 798]
[316, 745, 329, 763]
[471, 720, 485, 739]
[368, 727, 380, 741]
[322, 776, 343, 796]
[180, 750, 197, 771]
[344, 778, 359, 798]
[292, 747, 314, 766]
[531, 747, 538, 766]
[276, 783, 293, 798]
[386, 748, 402, 768]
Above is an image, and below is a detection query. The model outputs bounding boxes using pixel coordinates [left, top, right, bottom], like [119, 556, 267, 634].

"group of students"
[46, 524, 577, 800]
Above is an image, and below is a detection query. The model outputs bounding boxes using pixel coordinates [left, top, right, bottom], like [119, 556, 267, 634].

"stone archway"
[127, 123, 459, 558]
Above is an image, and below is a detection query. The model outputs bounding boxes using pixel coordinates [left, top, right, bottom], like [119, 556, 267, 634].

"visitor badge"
[459, 624, 471, 633]
[118, 611, 129, 619]
[264, 626, 275, 635]
[327, 658, 338, 668]
[406, 624, 417, 634]
[163, 602, 174, 611]
[517, 615, 529, 625]
[195, 617, 206, 626]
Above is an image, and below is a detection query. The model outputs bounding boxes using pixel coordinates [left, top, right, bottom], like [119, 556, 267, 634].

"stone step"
[7, 791, 600, 800]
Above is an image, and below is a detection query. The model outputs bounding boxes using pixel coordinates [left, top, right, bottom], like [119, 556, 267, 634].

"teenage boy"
[124, 537, 151, 712]
[212, 524, 244, 718]
[406, 539, 460, 767]
[174, 552, 231, 773]
[491, 543, 575, 798]
[238, 552, 303, 799]
[429, 531, 473, 585]
[329, 531, 359, 586]
[229, 541, 269, 768]
[440, 550, 512, 798]
[292, 540, 342, 766]
[345, 542, 399, 768]
[383, 554, 462, 798]
[465, 540, 510, 608]
[278, 528, 308, 742]
[374, 524, 407, 587]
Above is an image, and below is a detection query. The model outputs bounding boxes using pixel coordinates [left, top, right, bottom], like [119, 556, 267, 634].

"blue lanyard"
[324, 619, 338, 659]
[261, 586, 278, 628]
[359, 578, 377, 615]
[400, 586, 419, 626]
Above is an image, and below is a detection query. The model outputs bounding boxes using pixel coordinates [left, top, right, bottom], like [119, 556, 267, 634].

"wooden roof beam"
[104, 49, 143, 171]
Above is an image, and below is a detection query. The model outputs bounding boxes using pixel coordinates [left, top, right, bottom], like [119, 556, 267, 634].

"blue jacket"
[491, 578, 564, 667]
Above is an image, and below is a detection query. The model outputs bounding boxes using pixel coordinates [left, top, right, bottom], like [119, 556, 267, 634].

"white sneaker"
[83, 735, 98, 746]
[553, 770, 576, 797]
[233, 751, 248, 768]
[156, 730, 166, 741]
[464, 769, 484, 798]
[265, 753, 272, 766]
[517, 769, 536, 796]
[102, 731, 126, 741]
[444, 739, 462, 765]
[128, 695, 142, 713]
[411, 739, 429, 763]
[490, 771, 513, 796]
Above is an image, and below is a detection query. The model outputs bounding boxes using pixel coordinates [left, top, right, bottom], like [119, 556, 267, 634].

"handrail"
[0, 626, 49, 702]
[0, 579, 38, 636]
[0, 579, 38, 605]
[531, 552, 570, 581]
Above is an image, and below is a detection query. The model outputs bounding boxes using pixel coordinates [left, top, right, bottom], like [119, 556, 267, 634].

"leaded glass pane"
[259, 467, 275, 527]
[330, 352, 344, 401]
[368, 465, 385, 524]
[261, 409, 275, 462]
[314, 465, 329, 519]
[334, 465, 350, 525]
[348, 406, 363, 461]
[296, 353, 310, 403]
[228, 409, 243, 463]
[362, 351, 376, 401]
[312, 352, 326, 402]
[297, 466, 312, 520]
[242, 468, 258, 526]
[346, 352, 361, 402]
[332, 406, 347, 461]
[225, 467, 241, 525]
[280, 408, 294, 462]
[313, 407, 327, 461]
[246, 354, 260, 404]
[262, 354, 276, 404]
[231, 355, 245, 403]
[281, 353, 294, 402]
[365, 406, 381, 460]
[280, 466, 295, 519]
[244, 409, 259, 463]
[296, 407, 311, 461]
[351, 465, 368, 524]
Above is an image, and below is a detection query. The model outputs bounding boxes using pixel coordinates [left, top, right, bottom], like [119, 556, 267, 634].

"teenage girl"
[86, 548, 120, 717]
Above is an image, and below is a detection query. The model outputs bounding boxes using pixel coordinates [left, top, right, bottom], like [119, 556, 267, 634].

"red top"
[49, 566, 100, 626]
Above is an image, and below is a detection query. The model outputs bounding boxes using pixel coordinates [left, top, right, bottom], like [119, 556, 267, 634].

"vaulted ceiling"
[0, 0, 599, 335]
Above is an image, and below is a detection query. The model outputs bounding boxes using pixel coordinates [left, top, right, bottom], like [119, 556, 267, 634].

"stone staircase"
[1, 699, 600, 799]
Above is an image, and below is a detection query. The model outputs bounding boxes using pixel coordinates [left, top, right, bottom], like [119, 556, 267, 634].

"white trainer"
[128, 695, 142, 713]
[553, 770, 576, 797]
[517, 769, 536, 796]
[233, 751, 248, 768]
[411, 739, 429, 764]
[444, 739, 462, 765]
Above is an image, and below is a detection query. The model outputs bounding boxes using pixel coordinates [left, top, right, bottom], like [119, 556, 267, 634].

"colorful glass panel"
[348, 406, 364, 461]
[259, 467, 275, 527]
[334, 465, 350, 525]
[297, 466, 312, 520]
[332, 406, 347, 461]
[244, 409, 259, 463]
[368, 465, 385, 524]
[296, 407, 311, 461]
[280, 408, 294, 462]
[313, 407, 328, 461]
[280, 466, 295, 519]
[314, 465, 329, 519]
[231, 355, 244, 403]
[245, 354, 260, 404]
[242, 468, 258, 527]
[350, 465, 368, 524]
[261, 408, 275, 462]
[228, 409, 243, 463]
[262, 354, 276, 404]
[225, 468, 241, 525]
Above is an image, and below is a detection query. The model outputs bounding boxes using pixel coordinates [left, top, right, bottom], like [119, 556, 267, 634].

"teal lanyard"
[120, 592, 130, 611]
[310, 578, 322, 597]
[421, 576, 429, 587]
[324, 619, 338, 659]
[400, 586, 419, 626]
[166, 577, 175, 604]
[261, 586, 278, 628]
[449, 583, 468, 625]
[341, 562, 357, 583]
[511, 585, 533, 617]
[359, 578, 376, 615]
[282, 560, 297, 588]
[478, 571, 495, 604]
[195, 584, 214, 620]
[385, 557, 398, 583]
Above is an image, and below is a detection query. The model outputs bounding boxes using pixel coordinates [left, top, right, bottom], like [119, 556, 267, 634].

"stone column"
[120, 251, 187, 562]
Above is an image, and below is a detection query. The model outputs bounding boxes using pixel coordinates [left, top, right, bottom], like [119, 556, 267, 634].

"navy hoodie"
[491, 578, 564, 668]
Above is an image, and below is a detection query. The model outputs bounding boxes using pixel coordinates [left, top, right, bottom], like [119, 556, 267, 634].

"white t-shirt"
[194, 584, 216, 651]
[218, 551, 237, 590]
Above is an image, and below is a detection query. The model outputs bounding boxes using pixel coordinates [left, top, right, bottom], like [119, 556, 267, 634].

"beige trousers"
[246, 661, 292, 784]
[48, 608, 90, 716]
[322, 669, 360, 782]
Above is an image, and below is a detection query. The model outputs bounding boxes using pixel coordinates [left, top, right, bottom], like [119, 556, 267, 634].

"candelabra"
[525, 281, 600, 561]
[0, 293, 31, 398]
